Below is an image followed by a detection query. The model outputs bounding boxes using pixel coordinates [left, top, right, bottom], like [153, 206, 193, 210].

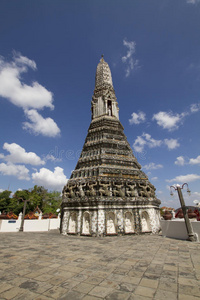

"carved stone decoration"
[99, 181, 111, 197]
[126, 182, 138, 197]
[86, 181, 97, 197]
[76, 183, 86, 197]
[113, 181, 125, 197]
[61, 57, 161, 237]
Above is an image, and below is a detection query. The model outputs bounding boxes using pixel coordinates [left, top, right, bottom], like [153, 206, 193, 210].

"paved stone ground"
[0, 231, 200, 300]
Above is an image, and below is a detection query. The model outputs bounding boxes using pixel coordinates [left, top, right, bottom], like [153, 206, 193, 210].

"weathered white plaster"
[62, 211, 69, 235]
[77, 210, 81, 233]
[117, 209, 123, 232]
[91, 211, 97, 233]
[98, 209, 105, 235]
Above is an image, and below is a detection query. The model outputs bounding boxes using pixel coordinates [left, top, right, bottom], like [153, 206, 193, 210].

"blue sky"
[0, 0, 200, 209]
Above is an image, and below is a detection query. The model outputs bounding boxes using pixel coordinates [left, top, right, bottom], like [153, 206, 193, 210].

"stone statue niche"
[82, 212, 90, 235]
[68, 213, 77, 234]
[141, 211, 151, 232]
[106, 212, 116, 235]
[124, 211, 134, 233]
[107, 100, 112, 116]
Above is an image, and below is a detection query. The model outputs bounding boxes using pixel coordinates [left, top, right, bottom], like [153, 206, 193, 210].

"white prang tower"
[61, 56, 160, 236]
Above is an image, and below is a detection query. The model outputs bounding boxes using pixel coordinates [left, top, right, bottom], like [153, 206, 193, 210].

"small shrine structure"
[61, 56, 161, 236]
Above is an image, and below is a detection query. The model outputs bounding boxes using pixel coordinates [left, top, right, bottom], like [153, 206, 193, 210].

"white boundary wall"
[0, 213, 60, 232]
[160, 219, 200, 241]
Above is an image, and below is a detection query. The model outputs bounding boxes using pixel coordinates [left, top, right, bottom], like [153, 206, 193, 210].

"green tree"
[43, 191, 62, 214]
[29, 185, 48, 212]
[2, 186, 62, 215]
[0, 190, 12, 213]
[10, 190, 30, 215]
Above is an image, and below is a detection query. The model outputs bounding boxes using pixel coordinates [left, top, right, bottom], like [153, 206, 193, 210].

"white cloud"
[153, 104, 200, 131]
[23, 109, 60, 137]
[133, 133, 180, 152]
[0, 142, 45, 165]
[0, 52, 54, 110]
[129, 111, 146, 125]
[157, 190, 163, 194]
[175, 156, 185, 166]
[0, 189, 4, 192]
[133, 136, 147, 152]
[166, 174, 200, 183]
[174, 154, 200, 166]
[152, 111, 184, 131]
[193, 192, 200, 197]
[151, 177, 158, 181]
[43, 154, 62, 163]
[0, 162, 30, 180]
[164, 139, 180, 150]
[133, 133, 162, 152]
[189, 155, 200, 165]
[190, 103, 200, 113]
[187, 0, 200, 4]
[143, 162, 163, 170]
[32, 167, 67, 191]
[122, 39, 139, 77]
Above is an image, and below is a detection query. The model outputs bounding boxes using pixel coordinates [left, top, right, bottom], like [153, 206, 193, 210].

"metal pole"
[177, 187, 197, 242]
[19, 200, 27, 232]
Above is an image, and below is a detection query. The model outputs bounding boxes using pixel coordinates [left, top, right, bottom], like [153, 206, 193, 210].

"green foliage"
[160, 208, 164, 216]
[42, 191, 62, 214]
[1, 186, 62, 215]
[0, 190, 12, 213]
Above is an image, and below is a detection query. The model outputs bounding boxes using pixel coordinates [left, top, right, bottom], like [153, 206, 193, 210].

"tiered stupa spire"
[61, 57, 160, 236]
[92, 56, 119, 120]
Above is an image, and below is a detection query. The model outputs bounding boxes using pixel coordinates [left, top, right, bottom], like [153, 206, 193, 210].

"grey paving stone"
[154, 289, 177, 300]
[105, 290, 131, 300]
[0, 231, 200, 300]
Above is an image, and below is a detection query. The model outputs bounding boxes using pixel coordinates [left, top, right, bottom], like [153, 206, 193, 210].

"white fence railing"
[0, 212, 60, 232]
[160, 219, 200, 241]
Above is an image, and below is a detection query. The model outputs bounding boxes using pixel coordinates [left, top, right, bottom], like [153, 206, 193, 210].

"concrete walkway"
[0, 231, 200, 300]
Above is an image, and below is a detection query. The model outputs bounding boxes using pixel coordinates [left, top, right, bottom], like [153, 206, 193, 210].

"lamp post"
[170, 183, 197, 242]
[19, 198, 30, 232]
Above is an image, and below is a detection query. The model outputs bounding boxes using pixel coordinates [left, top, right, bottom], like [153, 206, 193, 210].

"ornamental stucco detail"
[61, 57, 161, 236]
